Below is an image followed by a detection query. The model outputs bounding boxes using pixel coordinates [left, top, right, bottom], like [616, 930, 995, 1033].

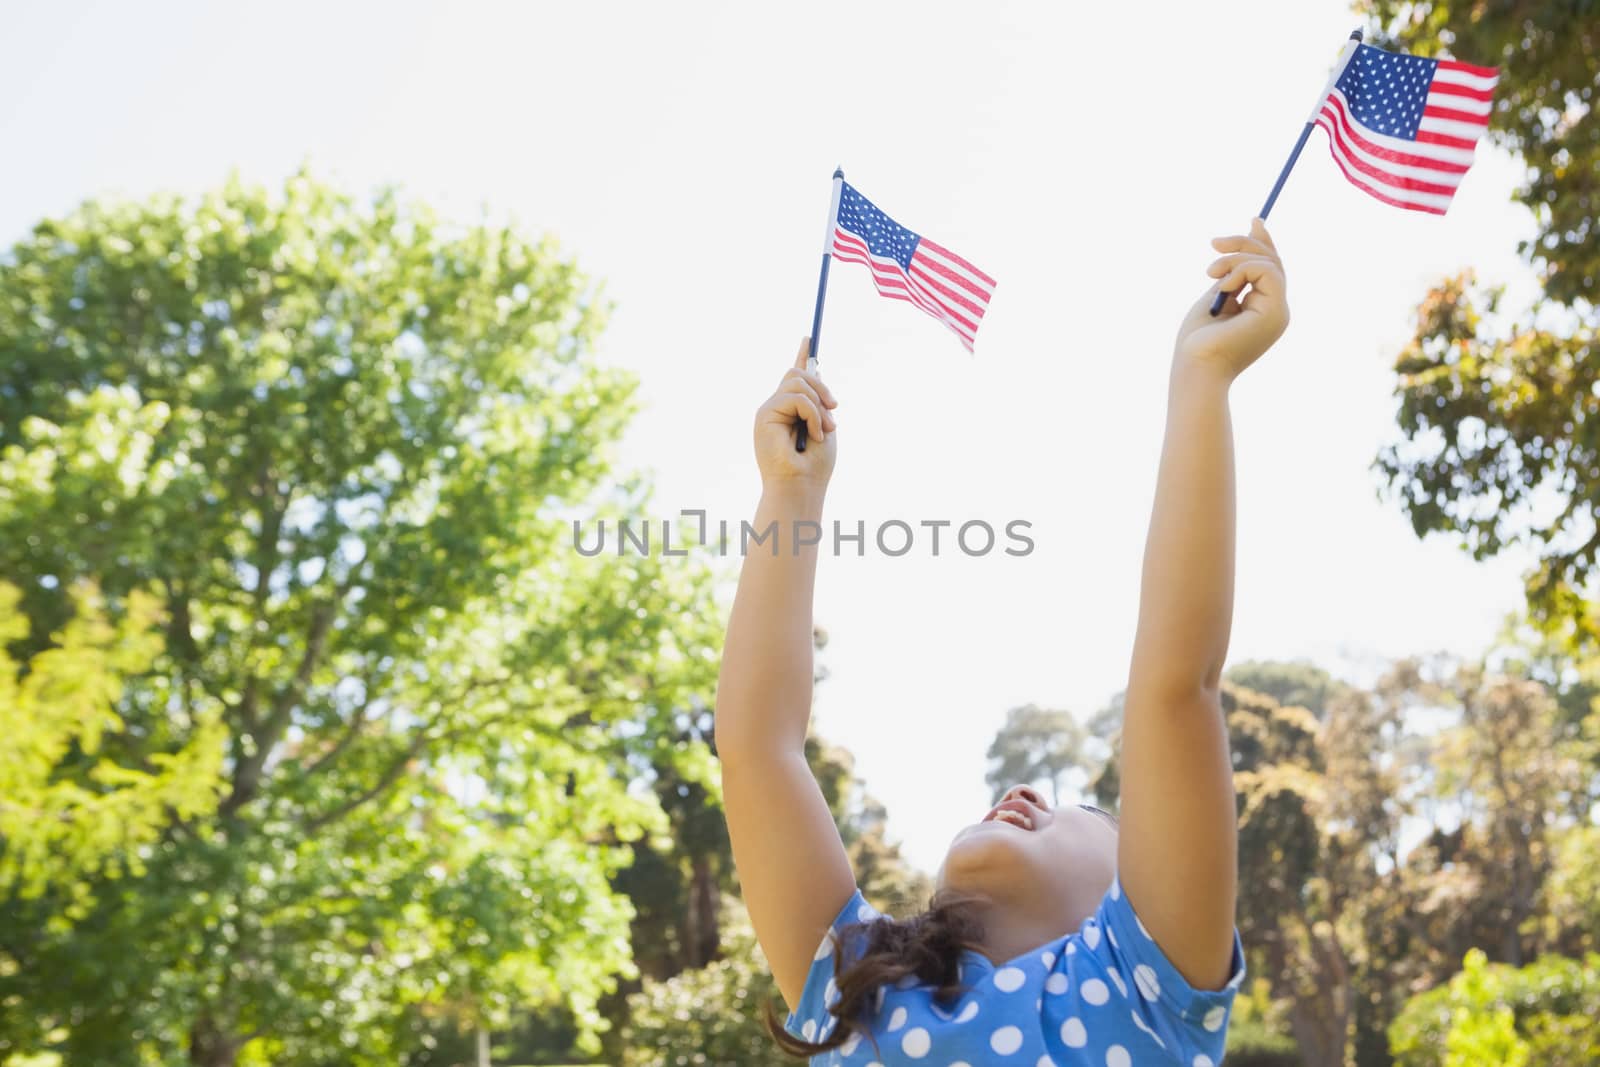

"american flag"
[1315, 42, 1499, 214]
[830, 181, 996, 352]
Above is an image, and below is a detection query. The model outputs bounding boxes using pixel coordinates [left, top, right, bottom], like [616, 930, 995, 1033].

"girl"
[714, 220, 1290, 1065]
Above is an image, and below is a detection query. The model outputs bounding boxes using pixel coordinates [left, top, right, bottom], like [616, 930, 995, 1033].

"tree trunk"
[1287, 997, 1349, 1067]
[686, 852, 720, 967]
[1282, 922, 1351, 1067]
[189, 1013, 242, 1067]
[1503, 809, 1540, 966]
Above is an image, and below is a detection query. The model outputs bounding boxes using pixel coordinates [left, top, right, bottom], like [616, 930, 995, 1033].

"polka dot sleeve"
[782, 886, 875, 1046]
[1080, 874, 1247, 1066]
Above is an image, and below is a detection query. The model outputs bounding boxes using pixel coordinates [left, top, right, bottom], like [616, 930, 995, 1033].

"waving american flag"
[829, 181, 996, 352]
[1315, 42, 1500, 214]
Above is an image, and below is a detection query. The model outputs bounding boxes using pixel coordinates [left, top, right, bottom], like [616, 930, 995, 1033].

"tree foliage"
[1224, 977, 1302, 1067]
[1228, 653, 1599, 1067]
[1045, 652, 1598, 1067]
[619, 892, 792, 1067]
[0, 580, 226, 899]
[984, 703, 1090, 807]
[0, 170, 723, 1066]
[1359, 0, 1600, 649]
[1541, 824, 1600, 956]
[1389, 948, 1600, 1067]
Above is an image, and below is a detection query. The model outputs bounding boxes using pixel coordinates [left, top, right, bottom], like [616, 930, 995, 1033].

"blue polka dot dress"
[783, 875, 1246, 1066]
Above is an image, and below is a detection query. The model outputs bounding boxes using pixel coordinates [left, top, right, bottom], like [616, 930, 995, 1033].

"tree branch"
[302, 726, 433, 834]
[296, 680, 590, 833]
[250, 462, 286, 612]
[298, 683, 382, 781]
[221, 598, 338, 815]
[231, 466, 289, 733]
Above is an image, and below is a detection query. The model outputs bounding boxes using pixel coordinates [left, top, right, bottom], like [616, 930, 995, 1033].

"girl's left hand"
[753, 337, 838, 490]
[1173, 218, 1290, 382]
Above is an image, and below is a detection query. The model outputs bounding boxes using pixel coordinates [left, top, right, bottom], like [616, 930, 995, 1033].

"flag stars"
[1338, 41, 1437, 140]
[837, 183, 923, 269]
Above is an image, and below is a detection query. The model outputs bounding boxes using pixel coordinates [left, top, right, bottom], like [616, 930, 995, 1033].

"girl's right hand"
[753, 337, 839, 490]
[1173, 218, 1290, 383]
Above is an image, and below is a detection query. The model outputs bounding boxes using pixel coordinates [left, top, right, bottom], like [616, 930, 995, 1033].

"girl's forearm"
[713, 480, 827, 759]
[1127, 362, 1236, 699]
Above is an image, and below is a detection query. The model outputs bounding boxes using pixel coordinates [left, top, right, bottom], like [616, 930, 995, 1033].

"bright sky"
[2, 1, 1540, 878]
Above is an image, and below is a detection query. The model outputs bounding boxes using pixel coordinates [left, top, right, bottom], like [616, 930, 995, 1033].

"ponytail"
[761, 888, 989, 1060]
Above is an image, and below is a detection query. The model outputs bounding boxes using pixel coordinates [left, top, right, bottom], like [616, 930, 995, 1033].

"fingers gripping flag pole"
[1210, 29, 1365, 317]
[1211, 29, 1500, 315]
[795, 167, 845, 453]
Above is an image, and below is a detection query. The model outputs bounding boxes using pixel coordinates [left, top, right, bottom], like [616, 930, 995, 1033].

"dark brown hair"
[760, 804, 1118, 1059]
[760, 887, 989, 1060]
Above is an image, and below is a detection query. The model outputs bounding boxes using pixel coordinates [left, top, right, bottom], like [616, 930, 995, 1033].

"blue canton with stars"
[1335, 43, 1439, 140]
[836, 182, 921, 269]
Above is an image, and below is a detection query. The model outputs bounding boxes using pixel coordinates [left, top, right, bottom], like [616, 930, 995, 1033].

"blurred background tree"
[1328, 5, 1600, 1057]
[1028, 650, 1600, 1067]
[1388, 948, 1600, 1067]
[0, 170, 724, 1067]
[983, 703, 1087, 806]
[1359, 0, 1600, 652]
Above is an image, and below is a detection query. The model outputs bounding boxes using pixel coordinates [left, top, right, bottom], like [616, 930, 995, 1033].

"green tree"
[1392, 660, 1592, 966]
[1389, 948, 1600, 1067]
[0, 171, 722, 1066]
[1542, 824, 1600, 956]
[620, 892, 791, 1067]
[1224, 977, 1301, 1067]
[1227, 660, 1346, 721]
[983, 703, 1088, 806]
[1225, 681, 1354, 1067]
[583, 695, 729, 1065]
[1359, 0, 1600, 649]
[0, 579, 225, 898]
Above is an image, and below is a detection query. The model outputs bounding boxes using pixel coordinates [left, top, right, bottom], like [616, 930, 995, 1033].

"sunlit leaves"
[0, 580, 227, 899]
[0, 169, 723, 1064]
[1388, 948, 1600, 1067]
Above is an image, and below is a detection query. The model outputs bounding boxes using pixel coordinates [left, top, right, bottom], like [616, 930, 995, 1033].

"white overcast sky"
[1, 1, 1539, 877]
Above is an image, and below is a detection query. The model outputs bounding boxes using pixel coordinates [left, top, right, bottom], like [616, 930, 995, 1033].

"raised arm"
[714, 339, 856, 1011]
[1117, 219, 1289, 990]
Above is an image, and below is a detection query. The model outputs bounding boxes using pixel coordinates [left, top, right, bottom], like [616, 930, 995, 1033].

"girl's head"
[763, 786, 1119, 1059]
[934, 785, 1120, 951]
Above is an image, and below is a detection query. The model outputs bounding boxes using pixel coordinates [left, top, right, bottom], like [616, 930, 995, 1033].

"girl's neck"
[967, 880, 1106, 966]
[967, 903, 1073, 967]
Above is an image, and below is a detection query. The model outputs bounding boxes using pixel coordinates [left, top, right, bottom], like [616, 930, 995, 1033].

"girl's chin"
[945, 826, 1030, 873]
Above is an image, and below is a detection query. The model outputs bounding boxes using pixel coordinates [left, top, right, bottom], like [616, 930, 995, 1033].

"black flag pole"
[796, 167, 845, 452]
[1209, 28, 1365, 316]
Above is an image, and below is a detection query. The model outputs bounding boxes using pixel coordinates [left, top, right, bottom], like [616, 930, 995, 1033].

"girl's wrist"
[1169, 355, 1236, 397]
[759, 477, 828, 517]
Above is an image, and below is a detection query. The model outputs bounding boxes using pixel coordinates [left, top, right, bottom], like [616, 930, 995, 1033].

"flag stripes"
[829, 181, 996, 352]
